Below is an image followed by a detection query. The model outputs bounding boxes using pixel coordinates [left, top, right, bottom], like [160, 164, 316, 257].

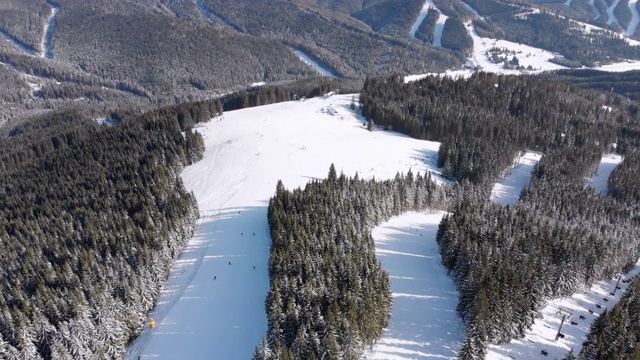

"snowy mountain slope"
[584, 153, 623, 195]
[363, 211, 464, 360]
[590, 0, 602, 20]
[487, 259, 640, 360]
[607, 0, 622, 27]
[409, 0, 448, 47]
[626, 0, 640, 35]
[293, 49, 338, 77]
[490, 151, 542, 206]
[126, 94, 444, 359]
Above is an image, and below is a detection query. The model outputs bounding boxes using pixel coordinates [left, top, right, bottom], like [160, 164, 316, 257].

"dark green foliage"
[580, 277, 640, 359]
[260, 167, 447, 359]
[608, 151, 640, 208]
[543, 69, 640, 100]
[414, 8, 440, 44]
[613, 0, 631, 30]
[361, 73, 618, 183]
[432, 0, 473, 18]
[352, 0, 423, 35]
[0, 99, 210, 357]
[440, 17, 473, 55]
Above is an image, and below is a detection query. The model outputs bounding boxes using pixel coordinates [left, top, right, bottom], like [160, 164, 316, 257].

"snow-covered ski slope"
[410, 0, 448, 47]
[490, 151, 542, 207]
[585, 153, 623, 195]
[626, 0, 640, 36]
[293, 49, 337, 77]
[126, 94, 445, 359]
[363, 211, 463, 360]
[607, 0, 622, 27]
[487, 259, 640, 360]
[590, 0, 602, 20]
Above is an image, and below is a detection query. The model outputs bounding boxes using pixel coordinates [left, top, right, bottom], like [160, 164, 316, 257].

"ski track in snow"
[363, 211, 464, 360]
[461, 1, 483, 20]
[590, 0, 602, 19]
[564, 0, 572, 7]
[607, 0, 622, 26]
[432, 13, 448, 47]
[626, 0, 640, 35]
[490, 151, 542, 207]
[0, 30, 38, 56]
[584, 153, 623, 195]
[410, 0, 433, 37]
[41, 1, 59, 59]
[293, 49, 338, 77]
[487, 259, 640, 360]
[126, 94, 446, 359]
[195, 0, 215, 24]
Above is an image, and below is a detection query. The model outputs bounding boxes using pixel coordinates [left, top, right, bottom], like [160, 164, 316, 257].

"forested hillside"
[257, 167, 449, 359]
[0, 97, 220, 358]
[361, 73, 640, 359]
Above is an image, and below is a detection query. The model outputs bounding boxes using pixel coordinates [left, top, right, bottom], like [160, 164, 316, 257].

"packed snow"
[626, 0, 640, 36]
[41, 2, 59, 59]
[607, 0, 622, 27]
[409, 0, 448, 47]
[461, 1, 484, 20]
[293, 49, 338, 78]
[125, 94, 445, 359]
[363, 211, 464, 360]
[490, 151, 542, 207]
[487, 259, 640, 360]
[584, 153, 623, 195]
[564, 0, 572, 7]
[410, 0, 434, 38]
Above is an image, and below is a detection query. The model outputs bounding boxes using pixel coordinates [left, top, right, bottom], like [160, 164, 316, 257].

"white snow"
[409, 0, 448, 47]
[41, 3, 59, 59]
[363, 211, 464, 360]
[607, 0, 622, 27]
[126, 94, 445, 359]
[584, 153, 623, 195]
[250, 81, 266, 87]
[626, 0, 640, 35]
[432, 13, 448, 47]
[461, 1, 484, 20]
[486, 259, 640, 360]
[293, 49, 338, 78]
[590, 0, 602, 20]
[490, 151, 542, 207]
[410, 1, 434, 37]
[564, 0, 572, 7]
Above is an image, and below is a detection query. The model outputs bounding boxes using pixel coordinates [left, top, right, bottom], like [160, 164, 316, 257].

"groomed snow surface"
[487, 259, 640, 360]
[293, 49, 337, 78]
[409, 0, 448, 47]
[363, 211, 463, 360]
[126, 94, 445, 359]
[584, 153, 623, 195]
[490, 151, 542, 207]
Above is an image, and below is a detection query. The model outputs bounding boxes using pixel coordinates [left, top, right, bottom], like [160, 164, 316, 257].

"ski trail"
[626, 0, 639, 35]
[432, 13, 448, 47]
[293, 49, 337, 77]
[41, 1, 59, 59]
[564, 0, 572, 6]
[363, 211, 464, 360]
[590, 0, 602, 19]
[461, 1, 483, 20]
[410, 1, 431, 37]
[490, 152, 542, 207]
[607, 0, 622, 26]
[195, 0, 215, 24]
[0, 30, 38, 56]
[584, 153, 623, 195]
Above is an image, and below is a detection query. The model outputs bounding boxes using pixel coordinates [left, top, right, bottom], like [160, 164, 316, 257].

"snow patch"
[432, 13, 448, 47]
[490, 151, 542, 207]
[564, 0, 572, 7]
[363, 211, 463, 360]
[584, 153, 623, 195]
[607, 0, 622, 27]
[0, 30, 38, 56]
[126, 94, 444, 359]
[293, 49, 337, 78]
[486, 259, 640, 360]
[461, 1, 483, 20]
[41, 2, 59, 59]
[626, 0, 640, 36]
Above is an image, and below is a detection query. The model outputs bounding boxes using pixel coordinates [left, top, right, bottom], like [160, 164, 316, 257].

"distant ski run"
[432, 13, 448, 47]
[490, 151, 542, 207]
[42, 1, 60, 59]
[293, 49, 337, 77]
[626, 0, 640, 35]
[607, 0, 622, 26]
[584, 153, 623, 195]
